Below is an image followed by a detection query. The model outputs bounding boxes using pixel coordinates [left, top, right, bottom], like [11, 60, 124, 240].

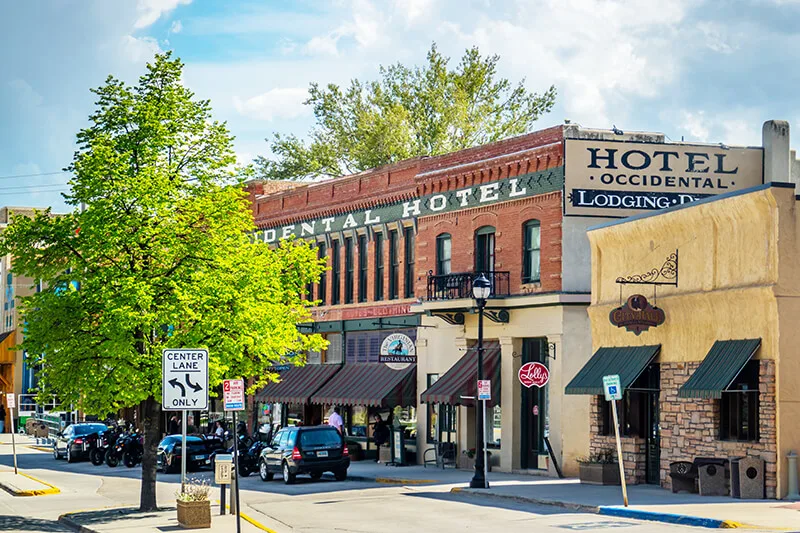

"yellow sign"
[564, 139, 763, 217]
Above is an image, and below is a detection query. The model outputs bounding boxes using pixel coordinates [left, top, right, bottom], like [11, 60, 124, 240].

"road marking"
[215, 500, 279, 533]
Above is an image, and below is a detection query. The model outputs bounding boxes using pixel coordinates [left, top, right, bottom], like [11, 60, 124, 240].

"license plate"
[317, 450, 328, 457]
[204, 459, 210, 465]
[193, 455, 207, 461]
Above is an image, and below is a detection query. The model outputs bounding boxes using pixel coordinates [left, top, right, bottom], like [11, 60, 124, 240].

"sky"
[2, 0, 800, 211]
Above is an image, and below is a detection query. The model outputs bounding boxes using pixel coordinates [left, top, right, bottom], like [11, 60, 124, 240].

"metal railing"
[426, 270, 510, 301]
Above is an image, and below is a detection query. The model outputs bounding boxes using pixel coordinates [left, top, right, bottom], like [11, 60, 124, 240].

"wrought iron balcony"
[426, 270, 511, 301]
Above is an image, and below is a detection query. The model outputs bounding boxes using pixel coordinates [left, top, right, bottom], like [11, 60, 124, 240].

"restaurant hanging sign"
[518, 362, 550, 388]
[564, 139, 763, 217]
[379, 333, 417, 370]
[610, 294, 665, 335]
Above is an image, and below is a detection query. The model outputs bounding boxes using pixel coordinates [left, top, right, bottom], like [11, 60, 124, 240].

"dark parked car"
[53, 423, 108, 463]
[157, 435, 213, 473]
[258, 426, 349, 484]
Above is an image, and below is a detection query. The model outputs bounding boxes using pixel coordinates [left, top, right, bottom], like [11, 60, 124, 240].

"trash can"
[730, 457, 743, 498]
[695, 457, 729, 496]
[738, 457, 765, 499]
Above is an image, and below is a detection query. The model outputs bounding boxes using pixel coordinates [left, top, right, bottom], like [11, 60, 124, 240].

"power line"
[0, 184, 69, 193]
[0, 171, 70, 181]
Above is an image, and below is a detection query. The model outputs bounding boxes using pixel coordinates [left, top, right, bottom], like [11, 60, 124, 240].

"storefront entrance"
[645, 390, 660, 485]
[520, 338, 547, 470]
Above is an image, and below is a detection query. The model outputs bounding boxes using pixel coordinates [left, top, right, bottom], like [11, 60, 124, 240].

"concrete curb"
[322, 472, 439, 485]
[0, 472, 61, 496]
[449, 487, 600, 513]
[57, 514, 94, 533]
[599, 507, 744, 529]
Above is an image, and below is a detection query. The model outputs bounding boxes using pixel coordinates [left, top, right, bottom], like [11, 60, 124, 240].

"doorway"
[520, 338, 547, 470]
[645, 389, 660, 485]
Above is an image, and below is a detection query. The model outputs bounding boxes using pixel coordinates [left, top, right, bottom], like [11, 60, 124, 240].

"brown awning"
[310, 363, 417, 408]
[255, 364, 341, 404]
[420, 341, 501, 406]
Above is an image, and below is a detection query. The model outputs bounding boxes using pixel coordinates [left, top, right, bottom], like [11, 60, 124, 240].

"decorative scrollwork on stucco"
[616, 250, 679, 286]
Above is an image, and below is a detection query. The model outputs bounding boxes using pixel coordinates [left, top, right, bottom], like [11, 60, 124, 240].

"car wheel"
[90, 449, 105, 466]
[53, 445, 61, 460]
[238, 464, 250, 477]
[309, 471, 322, 480]
[259, 460, 274, 482]
[66, 446, 75, 463]
[334, 468, 347, 481]
[282, 461, 295, 485]
[106, 452, 119, 468]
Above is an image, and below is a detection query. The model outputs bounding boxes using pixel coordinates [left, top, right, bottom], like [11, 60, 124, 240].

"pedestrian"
[214, 420, 225, 438]
[328, 406, 343, 433]
[372, 414, 389, 463]
[168, 415, 179, 435]
[0, 400, 5, 434]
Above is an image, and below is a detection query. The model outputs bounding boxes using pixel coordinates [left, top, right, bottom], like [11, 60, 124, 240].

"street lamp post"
[470, 273, 491, 489]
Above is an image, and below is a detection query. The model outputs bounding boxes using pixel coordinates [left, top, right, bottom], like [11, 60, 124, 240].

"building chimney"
[762, 120, 791, 184]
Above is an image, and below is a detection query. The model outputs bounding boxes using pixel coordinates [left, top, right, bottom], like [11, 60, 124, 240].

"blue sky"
[2, 0, 800, 211]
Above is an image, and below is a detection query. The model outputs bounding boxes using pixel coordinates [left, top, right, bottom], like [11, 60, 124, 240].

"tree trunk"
[139, 397, 162, 511]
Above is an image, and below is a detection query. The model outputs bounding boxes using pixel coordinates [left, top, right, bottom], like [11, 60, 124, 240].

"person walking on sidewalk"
[372, 414, 389, 463]
[328, 406, 343, 433]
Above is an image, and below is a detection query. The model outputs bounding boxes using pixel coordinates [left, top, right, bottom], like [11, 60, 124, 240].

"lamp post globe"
[472, 273, 492, 301]
[470, 273, 491, 489]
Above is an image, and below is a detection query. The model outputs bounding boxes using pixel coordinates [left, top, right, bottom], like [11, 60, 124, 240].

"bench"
[424, 442, 456, 469]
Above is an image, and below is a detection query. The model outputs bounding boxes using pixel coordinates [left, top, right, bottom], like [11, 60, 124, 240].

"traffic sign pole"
[482, 399, 488, 489]
[7, 394, 18, 475]
[611, 399, 629, 507]
[181, 410, 188, 494]
[232, 410, 242, 533]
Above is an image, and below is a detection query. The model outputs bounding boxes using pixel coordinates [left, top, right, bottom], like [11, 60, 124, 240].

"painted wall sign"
[258, 168, 564, 242]
[564, 139, 763, 217]
[518, 362, 550, 388]
[609, 294, 666, 335]
[379, 333, 417, 370]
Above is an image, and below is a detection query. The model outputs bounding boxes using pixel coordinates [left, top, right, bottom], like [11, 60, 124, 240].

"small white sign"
[379, 333, 416, 370]
[162, 349, 209, 411]
[223, 379, 245, 411]
[477, 379, 491, 401]
[215, 454, 233, 484]
[5, 393, 15, 409]
[603, 374, 622, 401]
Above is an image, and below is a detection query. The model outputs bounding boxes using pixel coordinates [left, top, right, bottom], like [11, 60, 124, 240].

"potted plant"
[577, 450, 620, 485]
[459, 448, 492, 471]
[176, 478, 211, 529]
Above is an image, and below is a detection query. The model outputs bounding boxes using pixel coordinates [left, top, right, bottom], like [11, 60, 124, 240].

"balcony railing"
[426, 270, 510, 301]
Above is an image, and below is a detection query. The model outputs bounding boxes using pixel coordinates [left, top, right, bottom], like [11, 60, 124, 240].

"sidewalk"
[0, 469, 60, 496]
[340, 461, 800, 530]
[59, 506, 276, 533]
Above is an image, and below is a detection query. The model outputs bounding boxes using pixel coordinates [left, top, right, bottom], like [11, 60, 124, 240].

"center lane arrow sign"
[163, 349, 209, 410]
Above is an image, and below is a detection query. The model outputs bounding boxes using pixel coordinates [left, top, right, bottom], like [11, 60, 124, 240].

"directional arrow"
[168, 378, 186, 397]
[185, 374, 203, 393]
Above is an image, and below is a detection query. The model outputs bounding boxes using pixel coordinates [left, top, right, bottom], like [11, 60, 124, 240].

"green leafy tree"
[257, 43, 556, 180]
[0, 53, 325, 511]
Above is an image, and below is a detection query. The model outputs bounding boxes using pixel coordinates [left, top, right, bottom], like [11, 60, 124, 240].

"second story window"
[358, 234, 368, 303]
[374, 232, 384, 301]
[331, 239, 341, 305]
[404, 227, 415, 298]
[475, 226, 496, 273]
[436, 233, 451, 275]
[344, 237, 354, 304]
[317, 242, 327, 305]
[523, 220, 541, 283]
[389, 229, 399, 299]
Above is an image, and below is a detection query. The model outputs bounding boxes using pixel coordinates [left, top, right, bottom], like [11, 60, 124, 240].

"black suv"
[258, 426, 349, 484]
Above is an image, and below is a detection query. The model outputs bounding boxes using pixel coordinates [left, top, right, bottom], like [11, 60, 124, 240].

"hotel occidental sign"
[610, 294, 665, 336]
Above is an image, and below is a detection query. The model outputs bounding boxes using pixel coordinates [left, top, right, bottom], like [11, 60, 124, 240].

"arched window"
[475, 226, 496, 273]
[436, 233, 452, 275]
[522, 220, 541, 283]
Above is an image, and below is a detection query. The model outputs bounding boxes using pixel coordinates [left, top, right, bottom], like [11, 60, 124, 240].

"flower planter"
[177, 499, 211, 529]
[579, 463, 621, 485]
[458, 455, 492, 472]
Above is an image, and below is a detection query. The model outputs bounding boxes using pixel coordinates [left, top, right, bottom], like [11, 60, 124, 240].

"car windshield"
[300, 429, 342, 448]
[73, 424, 107, 436]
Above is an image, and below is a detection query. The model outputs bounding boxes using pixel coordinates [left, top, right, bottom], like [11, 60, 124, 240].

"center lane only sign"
[162, 348, 209, 410]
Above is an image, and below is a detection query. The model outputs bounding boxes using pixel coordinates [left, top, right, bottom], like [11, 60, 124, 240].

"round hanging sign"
[379, 333, 416, 370]
[518, 362, 550, 388]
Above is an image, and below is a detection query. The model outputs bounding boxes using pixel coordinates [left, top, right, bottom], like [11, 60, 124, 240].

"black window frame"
[374, 233, 384, 301]
[404, 226, 415, 298]
[475, 225, 496, 273]
[599, 363, 660, 438]
[719, 360, 760, 442]
[317, 242, 327, 305]
[358, 234, 368, 303]
[389, 229, 399, 300]
[331, 239, 341, 305]
[522, 220, 541, 283]
[435, 233, 452, 275]
[344, 236, 354, 304]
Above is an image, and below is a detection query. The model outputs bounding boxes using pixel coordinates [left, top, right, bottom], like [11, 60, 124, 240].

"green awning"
[565, 345, 661, 395]
[678, 339, 761, 399]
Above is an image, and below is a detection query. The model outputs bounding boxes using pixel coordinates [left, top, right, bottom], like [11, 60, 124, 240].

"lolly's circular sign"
[518, 362, 549, 388]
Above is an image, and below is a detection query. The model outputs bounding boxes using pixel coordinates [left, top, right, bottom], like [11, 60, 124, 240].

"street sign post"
[223, 378, 245, 533]
[6, 394, 17, 474]
[215, 453, 233, 516]
[476, 379, 491, 487]
[603, 374, 628, 507]
[162, 349, 209, 495]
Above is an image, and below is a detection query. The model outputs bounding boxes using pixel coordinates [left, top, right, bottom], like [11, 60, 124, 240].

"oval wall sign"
[518, 362, 550, 388]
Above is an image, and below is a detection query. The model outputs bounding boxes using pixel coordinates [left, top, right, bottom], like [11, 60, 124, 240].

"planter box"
[458, 455, 492, 472]
[177, 500, 211, 529]
[579, 463, 621, 485]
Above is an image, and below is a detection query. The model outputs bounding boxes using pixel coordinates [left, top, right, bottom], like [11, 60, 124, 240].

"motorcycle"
[210, 430, 256, 476]
[92, 425, 124, 466]
[105, 425, 137, 467]
[122, 430, 144, 468]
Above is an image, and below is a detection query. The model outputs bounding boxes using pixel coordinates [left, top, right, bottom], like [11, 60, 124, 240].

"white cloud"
[233, 88, 310, 122]
[134, 0, 192, 29]
[170, 20, 183, 34]
[697, 22, 737, 54]
[303, 0, 386, 56]
[678, 110, 712, 141]
[665, 109, 762, 147]
[394, 0, 435, 23]
[120, 35, 162, 62]
[304, 33, 342, 56]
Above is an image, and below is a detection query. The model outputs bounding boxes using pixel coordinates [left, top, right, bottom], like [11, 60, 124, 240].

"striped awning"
[679, 339, 761, 399]
[420, 341, 501, 406]
[310, 363, 417, 408]
[565, 345, 660, 395]
[255, 364, 341, 404]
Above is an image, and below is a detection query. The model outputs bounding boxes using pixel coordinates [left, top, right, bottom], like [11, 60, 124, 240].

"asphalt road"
[0, 442, 712, 533]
